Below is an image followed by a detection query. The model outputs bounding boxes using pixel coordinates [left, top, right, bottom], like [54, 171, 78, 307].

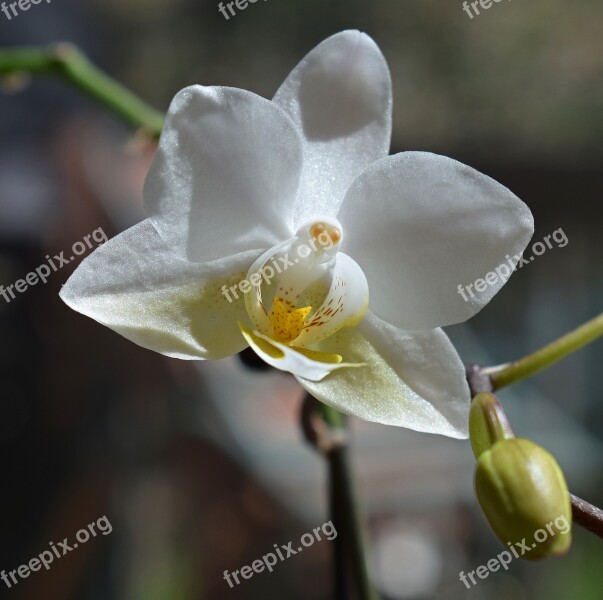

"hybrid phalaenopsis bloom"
[60, 31, 533, 438]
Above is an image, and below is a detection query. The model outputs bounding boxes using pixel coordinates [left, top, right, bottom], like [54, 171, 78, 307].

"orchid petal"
[297, 312, 471, 438]
[60, 220, 260, 359]
[145, 86, 304, 262]
[273, 30, 392, 227]
[338, 152, 534, 330]
[238, 322, 364, 382]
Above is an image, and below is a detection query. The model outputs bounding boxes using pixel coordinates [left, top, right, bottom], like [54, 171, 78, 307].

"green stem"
[321, 404, 379, 600]
[0, 43, 164, 136]
[489, 312, 603, 390]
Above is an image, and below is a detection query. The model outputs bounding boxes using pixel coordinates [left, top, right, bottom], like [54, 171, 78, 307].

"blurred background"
[1, 0, 602, 598]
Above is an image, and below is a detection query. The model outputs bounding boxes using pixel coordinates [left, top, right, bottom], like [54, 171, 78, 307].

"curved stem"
[489, 312, 603, 390]
[571, 494, 603, 540]
[320, 404, 379, 600]
[301, 398, 379, 600]
[0, 43, 164, 136]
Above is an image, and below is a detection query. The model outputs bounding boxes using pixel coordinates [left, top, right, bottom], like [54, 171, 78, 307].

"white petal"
[338, 152, 534, 330]
[60, 220, 261, 360]
[295, 253, 369, 347]
[297, 311, 471, 438]
[273, 30, 392, 227]
[145, 86, 304, 262]
[239, 323, 363, 382]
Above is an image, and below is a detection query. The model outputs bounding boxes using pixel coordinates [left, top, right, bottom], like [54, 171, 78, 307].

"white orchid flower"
[60, 30, 533, 439]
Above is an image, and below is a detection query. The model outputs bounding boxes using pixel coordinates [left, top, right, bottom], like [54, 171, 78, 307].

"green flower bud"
[469, 392, 514, 459]
[475, 438, 572, 560]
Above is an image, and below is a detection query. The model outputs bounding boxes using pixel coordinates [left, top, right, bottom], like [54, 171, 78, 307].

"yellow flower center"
[269, 297, 312, 343]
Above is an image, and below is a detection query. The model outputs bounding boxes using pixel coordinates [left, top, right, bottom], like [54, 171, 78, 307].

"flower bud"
[469, 392, 514, 459]
[475, 438, 572, 559]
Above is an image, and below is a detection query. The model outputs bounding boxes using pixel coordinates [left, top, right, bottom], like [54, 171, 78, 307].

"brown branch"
[570, 494, 603, 540]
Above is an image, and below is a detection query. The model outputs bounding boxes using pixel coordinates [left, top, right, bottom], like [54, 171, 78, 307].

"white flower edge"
[60, 220, 261, 360]
[298, 311, 471, 438]
[337, 151, 535, 330]
[273, 29, 393, 224]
